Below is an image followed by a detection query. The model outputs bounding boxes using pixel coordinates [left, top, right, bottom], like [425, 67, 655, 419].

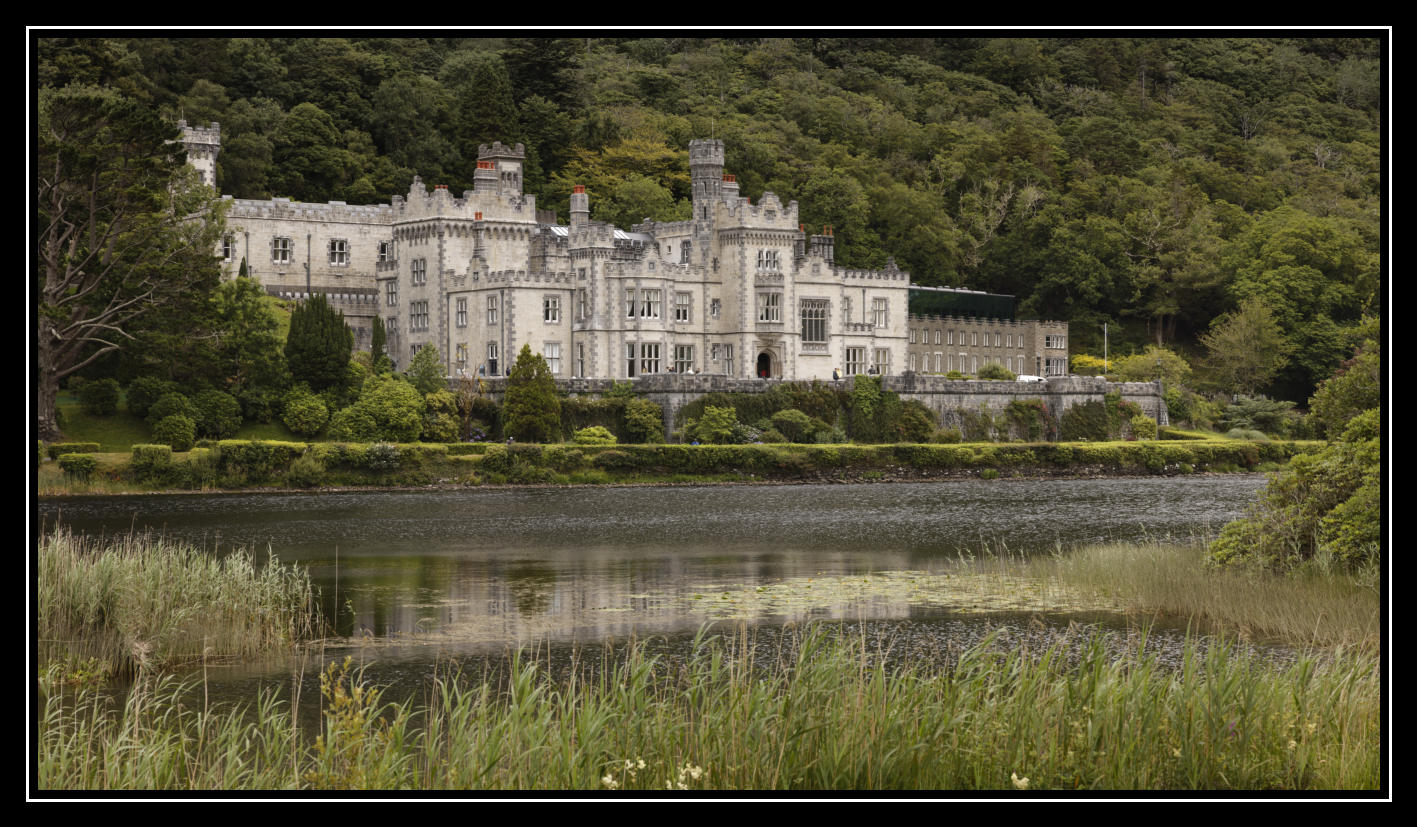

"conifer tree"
[284, 293, 352, 392]
[503, 344, 561, 443]
[370, 316, 390, 374]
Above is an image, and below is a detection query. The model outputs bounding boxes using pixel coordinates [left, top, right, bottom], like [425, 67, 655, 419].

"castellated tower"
[177, 120, 221, 189]
[477, 141, 526, 195]
[689, 139, 725, 207]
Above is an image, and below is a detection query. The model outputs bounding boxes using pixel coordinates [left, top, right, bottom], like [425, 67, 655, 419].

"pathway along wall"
[464, 375, 1168, 441]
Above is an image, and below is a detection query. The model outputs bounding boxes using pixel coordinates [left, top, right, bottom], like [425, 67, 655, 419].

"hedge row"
[96, 438, 1317, 489]
[47, 442, 101, 460]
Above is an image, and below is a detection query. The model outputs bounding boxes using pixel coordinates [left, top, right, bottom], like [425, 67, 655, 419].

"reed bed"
[38, 625, 1380, 791]
[37, 528, 321, 678]
[1034, 542, 1380, 651]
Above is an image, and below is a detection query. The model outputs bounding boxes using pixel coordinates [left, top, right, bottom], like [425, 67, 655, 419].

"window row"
[910, 329, 1025, 348]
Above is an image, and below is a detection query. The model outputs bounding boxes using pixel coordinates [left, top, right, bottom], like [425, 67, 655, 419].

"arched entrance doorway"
[756, 352, 772, 379]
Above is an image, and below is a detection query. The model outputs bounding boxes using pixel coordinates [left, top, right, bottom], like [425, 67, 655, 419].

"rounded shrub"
[573, 426, 618, 445]
[78, 378, 121, 416]
[146, 392, 198, 427]
[151, 414, 197, 452]
[193, 389, 244, 439]
[282, 389, 330, 438]
[130, 444, 174, 477]
[977, 363, 1017, 381]
[125, 377, 180, 418]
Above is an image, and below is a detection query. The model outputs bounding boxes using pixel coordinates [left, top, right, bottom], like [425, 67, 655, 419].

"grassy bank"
[37, 528, 322, 679]
[38, 437, 1319, 496]
[37, 624, 1380, 791]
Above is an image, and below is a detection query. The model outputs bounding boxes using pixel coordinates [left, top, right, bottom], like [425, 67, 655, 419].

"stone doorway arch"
[756, 352, 773, 379]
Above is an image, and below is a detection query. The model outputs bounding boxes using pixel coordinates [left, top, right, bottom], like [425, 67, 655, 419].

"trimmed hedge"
[57, 453, 97, 479]
[48, 442, 101, 460]
[99, 437, 1314, 490]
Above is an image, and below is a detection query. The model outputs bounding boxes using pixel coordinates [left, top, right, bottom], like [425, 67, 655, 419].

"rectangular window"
[680, 240, 692, 264]
[756, 249, 780, 271]
[909, 329, 917, 344]
[378, 241, 391, 262]
[385, 281, 397, 306]
[329, 239, 349, 267]
[487, 296, 498, 324]
[710, 299, 721, 319]
[909, 353, 917, 372]
[724, 344, 734, 376]
[994, 333, 1001, 347]
[627, 343, 637, 378]
[873, 348, 891, 376]
[626, 288, 637, 319]
[842, 297, 852, 325]
[578, 288, 588, 321]
[639, 289, 661, 319]
[221, 236, 234, 261]
[800, 299, 828, 343]
[935, 352, 943, 373]
[456, 297, 467, 328]
[272, 236, 291, 264]
[487, 343, 499, 376]
[674, 292, 691, 323]
[411, 258, 427, 285]
[1046, 334, 1067, 349]
[971, 332, 979, 347]
[411, 300, 429, 331]
[576, 343, 585, 378]
[936, 330, 942, 345]
[544, 342, 561, 375]
[757, 293, 782, 323]
[544, 295, 561, 323]
[639, 343, 661, 375]
[578, 267, 586, 281]
[674, 345, 694, 374]
[455, 343, 468, 372]
[845, 347, 867, 376]
[871, 298, 888, 328]
[1006, 333, 1013, 348]
[1046, 357, 1067, 376]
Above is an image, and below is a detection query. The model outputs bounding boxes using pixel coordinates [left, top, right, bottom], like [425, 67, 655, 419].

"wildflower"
[1287, 740, 1298, 750]
[1306, 722, 1318, 734]
[1011, 772, 1030, 790]
[1172, 748, 1182, 758]
[601, 775, 619, 790]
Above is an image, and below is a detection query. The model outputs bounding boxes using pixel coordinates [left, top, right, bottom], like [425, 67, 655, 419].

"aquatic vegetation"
[36, 626, 1381, 791]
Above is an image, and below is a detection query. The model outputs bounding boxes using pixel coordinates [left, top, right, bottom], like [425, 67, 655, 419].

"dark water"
[38, 477, 1273, 709]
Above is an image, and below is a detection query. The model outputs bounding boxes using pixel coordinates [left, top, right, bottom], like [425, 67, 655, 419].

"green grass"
[37, 625, 1381, 791]
[50, 390, 302, 453]
[37, 528, 322, 679]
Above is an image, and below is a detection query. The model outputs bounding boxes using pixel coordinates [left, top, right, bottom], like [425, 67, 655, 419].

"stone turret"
[177, 119, 221, 189]
[477, 141, 526, 195]
[689, 138, 725, 207]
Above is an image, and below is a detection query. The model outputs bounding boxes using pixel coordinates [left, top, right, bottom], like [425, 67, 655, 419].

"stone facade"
[905, 315, 1069, 378]
[185, 126, 1064, 380]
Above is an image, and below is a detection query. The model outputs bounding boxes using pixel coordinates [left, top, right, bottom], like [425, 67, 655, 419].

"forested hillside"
[37, 35, 1383, 403]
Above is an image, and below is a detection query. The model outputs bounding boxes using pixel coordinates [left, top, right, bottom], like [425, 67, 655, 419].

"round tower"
[689, 139, 725, 208]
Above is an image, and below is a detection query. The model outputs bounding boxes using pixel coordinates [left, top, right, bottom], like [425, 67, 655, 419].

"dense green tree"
[439, 51, 520, 181]
[269, 102, 354, 201]
[503, 344, 561, 443]
[284, 293, 352, 392]
[1308, 316, 1380, 438]
[1199, 296, 1292, 397]
[37, 85, 224, 439]
[407, 345, 447, 396]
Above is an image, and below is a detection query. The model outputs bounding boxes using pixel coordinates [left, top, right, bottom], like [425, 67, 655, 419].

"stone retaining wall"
[458, 374, 1168, 441]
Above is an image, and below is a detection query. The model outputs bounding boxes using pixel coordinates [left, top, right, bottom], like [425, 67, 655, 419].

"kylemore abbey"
[181, 122, 1070, 383]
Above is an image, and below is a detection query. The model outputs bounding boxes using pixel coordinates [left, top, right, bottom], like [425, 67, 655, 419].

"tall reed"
[37, 527, 321, 678]
[37, 625, 1381, 791]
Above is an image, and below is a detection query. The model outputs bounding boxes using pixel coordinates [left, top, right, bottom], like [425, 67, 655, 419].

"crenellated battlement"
[223, 195, 394, 223]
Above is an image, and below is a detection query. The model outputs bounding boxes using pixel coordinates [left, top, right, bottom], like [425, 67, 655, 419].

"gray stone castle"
[181, 122, 1068, 382]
